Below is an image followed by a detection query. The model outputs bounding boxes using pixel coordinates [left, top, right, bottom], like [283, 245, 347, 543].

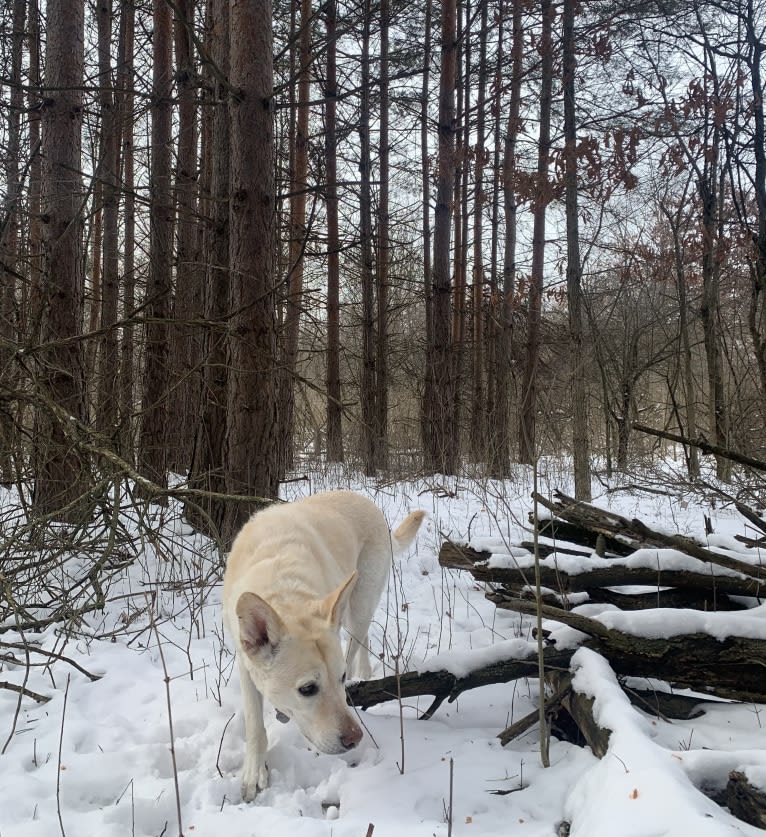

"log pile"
[349, 491, 766, 830]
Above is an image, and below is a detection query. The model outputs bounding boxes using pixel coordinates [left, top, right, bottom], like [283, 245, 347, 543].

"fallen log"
[533, 491, 766, 582]
[496, 583, 746, 611]
[346, 645, 575, 718]
[532, 518, 633, 557]
[439, 541, 763, 601]
[485, 595, 766, 704]
[727, 771, 766, 830]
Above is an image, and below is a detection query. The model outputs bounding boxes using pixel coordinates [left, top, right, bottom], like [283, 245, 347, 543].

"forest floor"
[1, 461, 765, 836]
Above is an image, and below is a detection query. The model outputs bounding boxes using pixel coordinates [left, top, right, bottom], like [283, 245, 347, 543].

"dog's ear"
[319, 571, 358, 627]
[236, 592, 284, 656]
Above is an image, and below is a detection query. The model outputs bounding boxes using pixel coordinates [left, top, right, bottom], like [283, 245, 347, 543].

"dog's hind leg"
[345, 540, 392, 681]
[238, 657, 269, 801]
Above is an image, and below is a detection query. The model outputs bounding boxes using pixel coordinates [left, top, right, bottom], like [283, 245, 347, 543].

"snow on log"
[561, 648, 759, 837]
[485, 596, 766, 704]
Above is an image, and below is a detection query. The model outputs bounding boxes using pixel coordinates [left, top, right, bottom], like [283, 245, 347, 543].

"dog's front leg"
[238, 657, 269, 801]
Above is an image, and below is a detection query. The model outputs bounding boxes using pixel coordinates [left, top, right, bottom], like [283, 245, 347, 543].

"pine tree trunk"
[117, 0, 136, 458]
[169, 0, 202, 472]
[420, 0, 433, 460]
[281, 0, 312, 474]
[139, 0, 174, 488]
[325, 0, 344, 463]
[519, 0, 553, 466]
[34, 0, 89, 519]
[225, 0, 280, 540]
[563, 0, 591, 500]
[489, 0, 522, 478]
[425, 0, 457, 474]
[95, 0, 121, 441]
[0, 0, 26, 484]
[375, 0, 390, 470]
[187, 0, 230, 535]
[470, 0, 488, 463]
[359, 0, 377, 477]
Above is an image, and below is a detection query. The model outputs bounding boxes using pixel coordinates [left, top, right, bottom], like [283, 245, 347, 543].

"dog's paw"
[241, 763, 269, 802]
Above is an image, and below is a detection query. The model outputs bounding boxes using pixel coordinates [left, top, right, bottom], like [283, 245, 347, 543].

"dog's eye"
[341, 672, 347, 684]
[298, 682, 318, 697]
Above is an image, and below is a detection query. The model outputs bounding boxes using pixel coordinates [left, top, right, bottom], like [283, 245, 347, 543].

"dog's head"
[235, 572, 363, 755]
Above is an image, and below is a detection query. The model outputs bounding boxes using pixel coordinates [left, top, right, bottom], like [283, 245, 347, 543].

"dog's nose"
[341, 725, 363, 750]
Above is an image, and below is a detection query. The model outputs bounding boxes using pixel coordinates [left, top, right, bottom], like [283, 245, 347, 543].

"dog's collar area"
[275, 709, 290, 724]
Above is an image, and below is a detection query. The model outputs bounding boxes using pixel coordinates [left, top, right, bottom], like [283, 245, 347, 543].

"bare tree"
[225, 0, 281, 538]
[424, 0, 458, 474]
[489, 0, 523, 478]
[0, 0, 26, 483]
[117, 0, 136, 456]
[95, 0, 121, 440]
[139, 0, 174, 487]
[325, 0, 343, 462]
[375, 0, 391, 470]
[281, 0, 312, 474]
[519, 0, 554, 466]
[34, 0, 89, 518]
[187, 0, 230, 534]
[563, 0, 591, 499]
[169, 0, 203, 470]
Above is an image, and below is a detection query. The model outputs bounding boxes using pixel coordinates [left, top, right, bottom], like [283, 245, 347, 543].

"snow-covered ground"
[1, 465, 765, 836]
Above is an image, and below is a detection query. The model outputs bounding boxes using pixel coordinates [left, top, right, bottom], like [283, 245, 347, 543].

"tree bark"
[139, 0, 174, 488]
[281, 0, 312, 475]
[425, 0, 458, 474]
[519, 0, 553, 465]
[224, 0, 281, 540]
[95, 0, 121, 441]
[0, 0, 26, 483]
[562, 0, 591, 500]
[34, 0, 89, 519]
[375, 0, 390, 470]
[324, 0, 343, 463]
[186, 0, 230, 535]
[470, 0, 489, 463]
[489, 0, 522, 477]
[117, 0, 136, 458]
[359, 0, 377, 476]
[169, 0, 202, 472]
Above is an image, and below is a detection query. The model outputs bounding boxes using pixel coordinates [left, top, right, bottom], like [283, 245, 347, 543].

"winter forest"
[2, 0, 766, 835]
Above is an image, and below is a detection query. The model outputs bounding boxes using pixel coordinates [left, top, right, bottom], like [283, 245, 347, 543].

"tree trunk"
[420, 0, 433, 462]
[375, 0, 390, 470]
[95, 0, 121, 442]
[562, 0, 591, 500]
[169, 0, 202, 472]
[281, 0, 312, 475]
[0, 0, 26, 483]
[470, 0, 488, 463]
[224, 0, 280, 540]
[359, 0, 377, 477]
[117, 0, 136, 459]
[34, 0, 89, 519]
[425, 0, 458, 475]
[139, 0, 174, 488]
[663, 194, 700, 479]
[489, 0, 522, 478]
[186, 0, 230, 535]
[519, 0, 553, 466]
[324, 0, 343, 463]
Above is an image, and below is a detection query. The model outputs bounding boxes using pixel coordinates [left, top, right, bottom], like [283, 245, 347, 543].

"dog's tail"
[391, 510, 426, 553]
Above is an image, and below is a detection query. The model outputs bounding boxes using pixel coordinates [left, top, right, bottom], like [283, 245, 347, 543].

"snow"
[1, 469, 765, 836]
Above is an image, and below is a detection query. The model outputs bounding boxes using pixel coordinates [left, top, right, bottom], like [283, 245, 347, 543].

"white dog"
[222, 490, 425, 801]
